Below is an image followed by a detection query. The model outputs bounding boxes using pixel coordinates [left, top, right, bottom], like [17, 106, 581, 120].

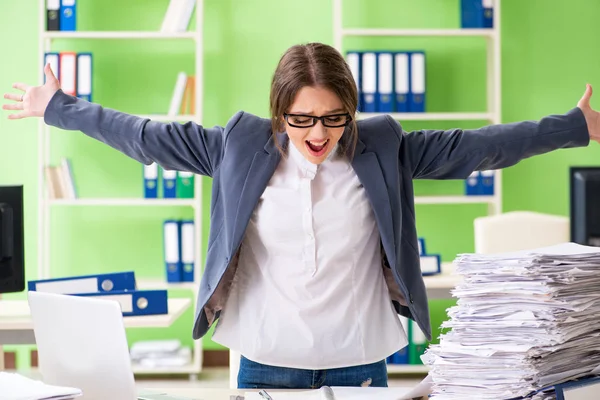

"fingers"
[2, 102, 24, 111]
[3, 93, 22, 102]
[578, 83, 593, 109]
[44, 63, 58, 84]
[7, 112, 31, 120]
[12, 82, 30, 92]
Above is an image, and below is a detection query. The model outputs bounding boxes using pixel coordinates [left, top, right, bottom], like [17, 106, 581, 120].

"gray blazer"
[44, 89, 589, 342]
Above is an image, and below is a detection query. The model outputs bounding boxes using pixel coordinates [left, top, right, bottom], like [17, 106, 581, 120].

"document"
[422, 242, 600, 400]
[0, 371, 82, 400]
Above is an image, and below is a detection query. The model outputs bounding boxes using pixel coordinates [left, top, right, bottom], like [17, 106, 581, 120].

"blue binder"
[76, 53, 92, 102]
[44, 53, 60, 84]
[361, 52, 377, 113]
[420, 254, 441, 276]
[376, 52, 394, 112]
[392, 316, 410, 364]
[465, 171, 480, 195]
[143, 163, 158, 198]
[460, 0, 483, 28]
[483, 0, 494, 28]
[346, 51, 362, 112]
[180, 220, 195, 282]
[479, 170, 495, 195]
[28, 271, 136, 294]
[554, 375, 600, 400]
[162, 168, 177, 198]
[408, 52, 426, 112]
[164, 220, 182, 282]
[59, 0, 76, 31]
[417, 238, 426, 256]
[75, 289, 169, 316]
[394, 52, 409, 112]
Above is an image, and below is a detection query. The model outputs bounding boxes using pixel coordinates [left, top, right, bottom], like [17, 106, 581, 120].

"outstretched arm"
[395, 85, 598, 180]
[3, 64, 232, 177]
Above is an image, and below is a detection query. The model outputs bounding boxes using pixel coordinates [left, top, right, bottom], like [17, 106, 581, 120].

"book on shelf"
[168, 72, 196, 116]
[44, 158, 77, 200]
[45, 51, 93, 102]
[161, 0, 196, 32]
[46, 0, 77, 31]
[163, 219, 195, 283]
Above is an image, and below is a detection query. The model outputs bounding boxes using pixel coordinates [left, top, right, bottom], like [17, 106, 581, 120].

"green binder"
[176, 171, 195, 198]
[409, 319, 427, 364]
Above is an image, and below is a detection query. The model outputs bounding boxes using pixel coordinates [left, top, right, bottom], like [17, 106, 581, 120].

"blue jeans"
[237, 355, 388, 389]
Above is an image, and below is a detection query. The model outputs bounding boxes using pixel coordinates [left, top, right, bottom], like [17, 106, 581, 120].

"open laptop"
[28, 290, 190, 400]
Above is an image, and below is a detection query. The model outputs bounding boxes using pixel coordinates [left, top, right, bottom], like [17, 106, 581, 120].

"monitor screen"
[570, 167, 600, 247]
[0, 185, 25, 294]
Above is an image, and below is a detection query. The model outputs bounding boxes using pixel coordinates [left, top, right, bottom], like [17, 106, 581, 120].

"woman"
[4, 42, 599, 389]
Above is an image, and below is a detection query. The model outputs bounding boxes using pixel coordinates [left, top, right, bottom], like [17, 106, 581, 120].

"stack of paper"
[423, 242, 600, 400]
[0, 371, 81, 400]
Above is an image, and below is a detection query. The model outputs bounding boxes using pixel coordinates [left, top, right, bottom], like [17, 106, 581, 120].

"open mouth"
[305, 139, 329, 157]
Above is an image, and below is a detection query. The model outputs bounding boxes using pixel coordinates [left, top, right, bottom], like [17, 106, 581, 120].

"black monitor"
[0, 185, 25, 294]
[570, 167, 600, 247]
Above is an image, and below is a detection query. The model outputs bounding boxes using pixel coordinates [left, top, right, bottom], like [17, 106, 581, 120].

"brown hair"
[269, 42, 358, 159]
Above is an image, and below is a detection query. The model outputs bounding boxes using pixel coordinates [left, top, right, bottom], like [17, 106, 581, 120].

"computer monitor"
[0, 185, 25, 294]
[570, 167, 600, 247]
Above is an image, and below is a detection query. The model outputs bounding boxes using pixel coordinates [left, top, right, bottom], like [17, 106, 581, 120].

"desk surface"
[146, 387, 423, 400]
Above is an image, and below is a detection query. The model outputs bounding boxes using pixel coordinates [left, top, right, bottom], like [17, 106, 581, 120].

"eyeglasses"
[283, 113, 352, 128]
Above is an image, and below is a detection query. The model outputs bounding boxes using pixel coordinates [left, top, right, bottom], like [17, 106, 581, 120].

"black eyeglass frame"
[283, 112, 353, 128]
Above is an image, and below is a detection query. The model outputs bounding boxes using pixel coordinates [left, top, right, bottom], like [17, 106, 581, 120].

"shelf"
[414, 195, 495, 205]
[0, 298, 191, 331]
[342, 28, 496, 38]
[132, 363, 199, 375]
[48, 198, 197, 207]
[358, 112, 494, 121]
[386, 364, 429, 374]
[136, 114, 198, 122]
[42, 31, 197, 40]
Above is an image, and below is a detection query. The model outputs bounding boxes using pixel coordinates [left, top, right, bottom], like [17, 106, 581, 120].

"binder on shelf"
[461, 0, 494, 28]
[465, 171, 480, 195]
[46, 0, 60, 31]
[420, 254, 441, 276]
[409, 52, 426, 112]
[176, 171, 194, 199]
[394, 52, 409, 113]
[75, 289, 169, 316]
[44, 52, 60, 84]
[164, 220, 182, 283]
[161, 0, 196, 32]
[76, 53, 92, 102]
[479, 170, 495, 195]
[417, 238, 426, 256]
[376, 52, 394, 113]
[59, 52, 77, 96]
[162, 168, 177, 198]
[28, 271, 136, 294]
[408, 319, 427, 365]
[59, 0, 76, 31]
[553, 375, 600, 400]
[361, 52, 377, 113]
[180, 220, 195, 282]
[144, 163, 158, 198]
[346, 51, 361, 112]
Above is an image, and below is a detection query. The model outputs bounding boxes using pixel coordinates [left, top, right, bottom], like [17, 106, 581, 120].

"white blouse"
[212, 141, 407, 369]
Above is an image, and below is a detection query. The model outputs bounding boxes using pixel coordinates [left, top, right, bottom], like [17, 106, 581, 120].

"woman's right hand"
[2, 63, 61, 120]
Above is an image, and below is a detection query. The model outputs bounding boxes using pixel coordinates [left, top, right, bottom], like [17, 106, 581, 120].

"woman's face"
[284, 86, 349, 164]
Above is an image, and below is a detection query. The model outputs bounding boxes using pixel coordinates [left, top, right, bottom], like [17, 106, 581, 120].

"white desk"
[146, 387, 426, 400]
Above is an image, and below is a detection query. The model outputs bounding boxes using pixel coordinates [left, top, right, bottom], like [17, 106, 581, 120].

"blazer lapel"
[351, 138, 397, 267]
[231, 134, 284, 254]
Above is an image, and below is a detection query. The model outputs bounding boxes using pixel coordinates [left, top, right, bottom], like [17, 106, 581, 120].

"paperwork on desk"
[423, 242, 600, 400]
[0, 371, 82, 400]
[243, 379, 431, 399]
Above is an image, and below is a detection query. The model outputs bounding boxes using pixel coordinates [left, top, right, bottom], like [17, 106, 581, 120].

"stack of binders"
[464, 170, 495, 196]
[46, 0, 76, 31]
[346, 51, 426, 114]
[144, 164, 195, 199]
[163, 219, 195, 283]
[28, 271, 169, 316]
[44, 51, 92, 102]
[460, 0, 494, 29]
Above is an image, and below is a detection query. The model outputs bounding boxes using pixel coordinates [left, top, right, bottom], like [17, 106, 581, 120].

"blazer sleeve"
[43, 89, 242, 177]
[391, 107, 590, 179]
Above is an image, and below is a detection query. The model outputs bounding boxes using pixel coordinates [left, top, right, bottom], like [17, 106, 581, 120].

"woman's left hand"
[578, 84, 600, 144]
